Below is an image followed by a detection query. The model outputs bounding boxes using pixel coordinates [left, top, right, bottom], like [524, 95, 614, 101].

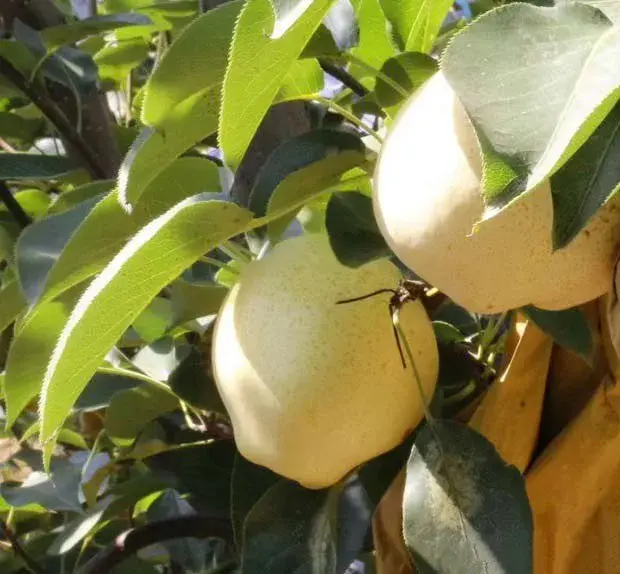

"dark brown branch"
[0, 518, 44, 573]
[0, 57, 107, 180]
[318, 58, 369, 98]
[77, 515, 234, 574]
[0, 181, 31, 228]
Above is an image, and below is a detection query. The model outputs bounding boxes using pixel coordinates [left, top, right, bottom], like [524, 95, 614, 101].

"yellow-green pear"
[373, 71, 620, 314]
[211, 233, 438, 489]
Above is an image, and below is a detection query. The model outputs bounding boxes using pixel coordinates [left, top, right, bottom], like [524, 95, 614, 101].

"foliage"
[0, 0, 615, 572]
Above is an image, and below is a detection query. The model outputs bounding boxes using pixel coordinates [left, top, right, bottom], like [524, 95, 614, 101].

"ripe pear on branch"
[211, 233, 439, 489]
[373, 71, 620, 314]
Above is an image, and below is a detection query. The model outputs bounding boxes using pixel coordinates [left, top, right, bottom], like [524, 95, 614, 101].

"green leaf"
[132, 297, 174, 343]
[0, 280, 27, 336]
[277, 58, 325, 101]
[349, 0, 396, 69]
[41, 14, 153, 51]
[266, 151, 369, 239]
[374, 51, 437, 115]
[36, 158, 220, 306]
[521, 305, 594, 363]
[74, 368, 147, 411]
[0, 112, 43, 142]
[1, 458, 83, 513]
[379, 0, 454, 53]
[7, 189, 50, 219]
[47, 180, 114, 215]
[219, 0, 334, 171]
[39, 197, 253, 461]
[442, 2, 620, 212]
[249, 129, 366, 220]
[4, 288, 82, 427]
[269, 0, 317, 38]
[118, 86, 220, 207]
[169, 279, 228, 327]
[241, 480, 337, 572]
[141, 1, 242, 127]
[551, 100, 620, 248]
[403, 421, 532, 573]
[325, 191, 391, 267]
[93, 38, 149, 82]
[0, 153, 77, 180]
[47, 498, 113, 556]
[16, 196, 101, 305]
[105, 381, 179, 445]
[132, 338, 189, 381]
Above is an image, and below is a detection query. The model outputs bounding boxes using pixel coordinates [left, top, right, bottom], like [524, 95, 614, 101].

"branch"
[0, 518, 44, 574]
[77, 515, 234, 574]
[0, 57, 107, 180]
[0, 181, 31, 228]
[318, 58, 369, 98]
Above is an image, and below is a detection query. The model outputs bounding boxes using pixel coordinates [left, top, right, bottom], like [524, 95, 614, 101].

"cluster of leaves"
[0, 0, 613, 572]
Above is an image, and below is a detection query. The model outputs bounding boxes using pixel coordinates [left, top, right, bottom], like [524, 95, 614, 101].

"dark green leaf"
[0, 153, 76, 180]
[433, 321, 465, 345]
[148, 489, 208, 573]
[144, 441, 236, 516]
[231, 454, 281, 549]
[168, 344, 227, 414]
[403, 421, 532, 574]
[0, 112, 43, 142]
[241, 480, 337, 573]
[169, 279, 228, 328]
[266, 153, 370, 240]
[326, 191, 390, 267]
[551, 100, 620, 248]
[521, 305, 594, 362]
[358, 434, 414, 506]
[74, 368, 145, 411]
[16, 195, 101, 305]
[249, 128, 365, 219]
[105, 381, 180, 445]
[374, 51, 437, 114]
[1, 457, 82, 513]
[442, 2, 620, 212]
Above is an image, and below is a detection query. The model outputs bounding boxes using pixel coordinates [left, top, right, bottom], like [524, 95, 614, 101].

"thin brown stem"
[77, 515, 233, 574]
[0, 56, 107, 179]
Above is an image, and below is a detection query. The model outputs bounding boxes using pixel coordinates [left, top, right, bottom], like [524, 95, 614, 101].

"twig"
[0, 57, 107, 180]
[77, 515, 234, 574]
[0, 518, 44, 573]
[318, 58, 369, 98]
[0, 181, 31, 228]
